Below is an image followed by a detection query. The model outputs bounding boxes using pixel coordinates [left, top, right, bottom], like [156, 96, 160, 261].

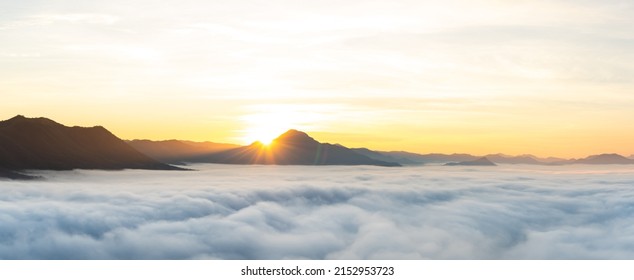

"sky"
[3, 164, 634, 259]
[1, 0, 633, 157]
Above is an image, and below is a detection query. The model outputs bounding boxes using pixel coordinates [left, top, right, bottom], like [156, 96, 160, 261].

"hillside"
[0, 115, 181, 172]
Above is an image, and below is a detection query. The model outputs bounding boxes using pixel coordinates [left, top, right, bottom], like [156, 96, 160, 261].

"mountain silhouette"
[483, 154, 549, 165]
[444, 157, 497, 166]
[127, 139, 239, 164]
[199, 129, 400, 166]
[351, 148, 419, 165]
[571, 153, 634, 165]
[354, 149, 571, 165]
[0, 115, 181, 174]
[387, 152, 477, 165]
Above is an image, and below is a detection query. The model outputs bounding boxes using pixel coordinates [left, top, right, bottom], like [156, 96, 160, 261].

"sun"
[242, 127, 282, 146]
[239, 104, 327, 145]
[240, 113, 296, 145]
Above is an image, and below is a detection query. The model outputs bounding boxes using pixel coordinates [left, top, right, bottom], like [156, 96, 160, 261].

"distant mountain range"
[445, 157, 497, 166]
[2, 115, 633, 179]
[127, 139, 239, 164]
[195, 130, 400, 166]
[0, 115, 180, 179]
[567, 153, 634, 165]
[352, 150, 566, 165]
[353, 150, 634, 166]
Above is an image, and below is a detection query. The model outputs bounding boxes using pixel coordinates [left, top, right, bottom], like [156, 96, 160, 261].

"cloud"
[0, 13, 119, 30]
[1, 165, 634, 259]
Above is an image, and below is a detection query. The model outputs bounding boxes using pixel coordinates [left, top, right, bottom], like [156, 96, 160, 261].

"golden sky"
[2, 0, 633, 158]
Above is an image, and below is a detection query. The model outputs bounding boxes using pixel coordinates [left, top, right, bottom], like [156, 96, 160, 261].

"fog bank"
[1, 164, 634, 259]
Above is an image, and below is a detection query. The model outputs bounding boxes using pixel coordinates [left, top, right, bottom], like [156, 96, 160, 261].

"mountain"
[540, 156, 572, 163]
[571, 154, 634, 165]
[356, 149, 569, 165]
[444, 157, 497, 166]
[351, 148, 419, 165]
[629, 155, 634, 160]
[199, 129, 400, 166]
[0, 115, 181, 172]
[354, 150, 477, 165]
[127, 139, 239, 164]
[484, 154, 545, 165]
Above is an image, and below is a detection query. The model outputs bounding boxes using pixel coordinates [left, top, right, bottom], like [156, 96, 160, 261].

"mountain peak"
[473, 157, 496, 165]
[2, 115, 60, 126]
[277, 129, 309, 137]
[0, 115, 180, 171]
[204, 129, 400, 166]
[584, 153, 629, 161]
[575, 153, 633, 164]
[588, 153, 624, 158]
[273, 129, 318, 145]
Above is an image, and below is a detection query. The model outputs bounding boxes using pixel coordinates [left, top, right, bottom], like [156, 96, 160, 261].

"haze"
[2, 0, 634, 157]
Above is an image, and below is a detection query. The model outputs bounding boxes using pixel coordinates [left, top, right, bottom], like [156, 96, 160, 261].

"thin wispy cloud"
[0, 13, 119, 30]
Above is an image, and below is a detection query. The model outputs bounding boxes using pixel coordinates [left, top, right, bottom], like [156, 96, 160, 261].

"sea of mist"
[1, 164, 634, 259]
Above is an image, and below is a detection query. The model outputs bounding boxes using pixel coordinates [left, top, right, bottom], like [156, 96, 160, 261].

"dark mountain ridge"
[0, 115, 180, 174]
[2, 115, 632, 179]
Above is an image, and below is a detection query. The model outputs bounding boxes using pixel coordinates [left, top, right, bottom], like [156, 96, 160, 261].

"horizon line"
[3, 114, 633, 161]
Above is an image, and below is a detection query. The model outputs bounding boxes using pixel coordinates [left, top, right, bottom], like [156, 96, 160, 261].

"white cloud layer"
[1, 164, 634, 259]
